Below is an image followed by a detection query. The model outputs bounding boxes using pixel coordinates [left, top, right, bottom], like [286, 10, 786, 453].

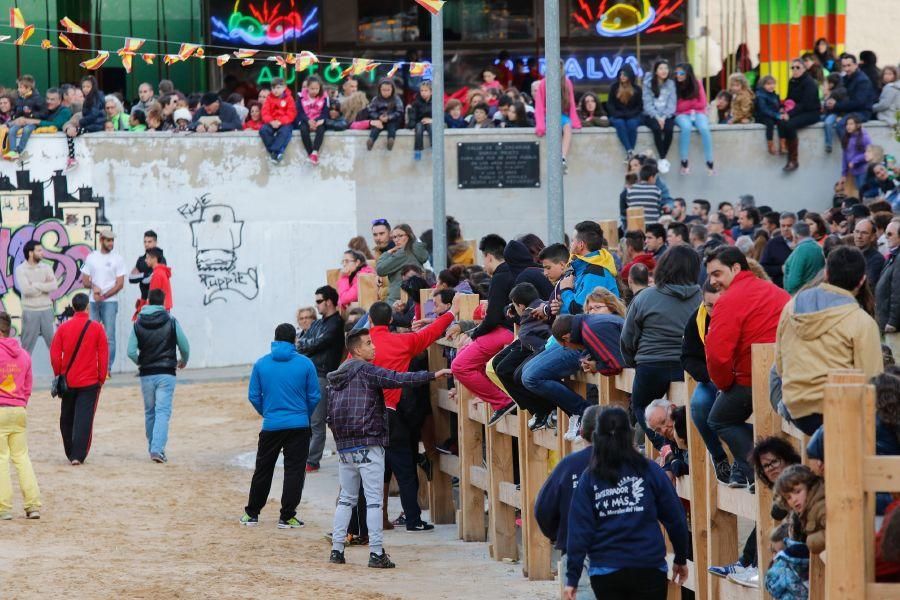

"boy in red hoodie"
[146, 248, 173, 311]
[260, 77, 297, 164]
[0, 311, 41, 520]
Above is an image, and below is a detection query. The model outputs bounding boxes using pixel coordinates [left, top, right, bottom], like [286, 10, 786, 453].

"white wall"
[1, 123, 896, 372]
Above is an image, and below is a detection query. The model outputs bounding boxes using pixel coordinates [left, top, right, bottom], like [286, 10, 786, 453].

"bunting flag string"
[117, 38, 145, 73]
[59, 16, 88, 35]
[58, 33, 78, 50]
[80, 50, 110, 71]
[14, 25, 34, 46]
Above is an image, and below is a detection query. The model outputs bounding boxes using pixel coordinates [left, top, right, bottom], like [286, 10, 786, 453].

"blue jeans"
[259, 123, 293, 155]
[690, 381, 727, 463]
[675, 113, 714, 164]
[609, 116, 641, 152]
[89, 301, 117, 369]
[822, 113, 838, 148]
[630, 362, 684, 451]
[521, 344, 586, 417]
[140, 374, 176, 455]
[7, 123, 36, 153]
[708, 385, 754, 477]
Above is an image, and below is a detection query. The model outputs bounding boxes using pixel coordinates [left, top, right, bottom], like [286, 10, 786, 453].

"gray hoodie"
[642, 72, 677, 120]
[873, 80, 900, 126]
[621, 283, 701, 365]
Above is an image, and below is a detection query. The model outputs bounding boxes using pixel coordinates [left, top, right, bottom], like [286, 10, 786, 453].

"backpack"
[765, 538, 810, 600]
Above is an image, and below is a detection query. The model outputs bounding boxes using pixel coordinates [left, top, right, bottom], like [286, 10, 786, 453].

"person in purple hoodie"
[0, 311, 41, 520]
[841, 114, 873, 193]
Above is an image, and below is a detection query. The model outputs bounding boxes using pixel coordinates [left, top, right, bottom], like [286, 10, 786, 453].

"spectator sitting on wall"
[366, 78, 403, 151]
[444, 99, 467, 129]
[295, 75, 329, 165]
[244, 101, 264, 131]
[190, 92, 242, 132]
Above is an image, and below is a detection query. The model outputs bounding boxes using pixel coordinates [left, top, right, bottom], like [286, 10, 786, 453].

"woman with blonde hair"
[341, 91, 371, 130]
[583, 286, 627, 317]
[727, 72, 755, 124]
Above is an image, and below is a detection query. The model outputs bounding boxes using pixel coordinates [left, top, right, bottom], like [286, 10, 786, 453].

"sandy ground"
[1, 378, 559, 600]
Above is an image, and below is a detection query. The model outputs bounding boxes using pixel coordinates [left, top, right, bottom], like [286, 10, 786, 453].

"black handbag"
[51, 320, 92, 398]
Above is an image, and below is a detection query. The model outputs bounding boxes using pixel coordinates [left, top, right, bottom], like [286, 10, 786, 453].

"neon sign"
[536, 55, 644, 81]
[571, 0, 685, 37]
[256, 64, 377, 87]
[211, 0, 319, 46]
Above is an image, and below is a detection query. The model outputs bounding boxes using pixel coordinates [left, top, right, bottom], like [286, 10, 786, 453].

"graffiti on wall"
[177, 194, 259, 305]
[0, 170, 110, 335]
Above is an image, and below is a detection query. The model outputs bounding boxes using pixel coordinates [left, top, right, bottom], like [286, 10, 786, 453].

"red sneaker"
[305, 464, 319, 473]
[309, 151, 319, 165]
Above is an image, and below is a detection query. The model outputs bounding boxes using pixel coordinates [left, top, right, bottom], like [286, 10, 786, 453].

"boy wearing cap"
[81, 231, 127, 372]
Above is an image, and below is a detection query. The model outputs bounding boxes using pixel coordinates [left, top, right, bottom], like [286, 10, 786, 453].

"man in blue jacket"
[240, 323, 320, 529]
[827, 53, 877, 137]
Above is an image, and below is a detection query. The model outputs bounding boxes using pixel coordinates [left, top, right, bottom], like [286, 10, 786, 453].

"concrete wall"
[0, 122, 896, 372]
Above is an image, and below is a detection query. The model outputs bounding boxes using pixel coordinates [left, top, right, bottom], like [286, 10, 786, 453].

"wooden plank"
[598, 219, 619, 248]
[750, 343, 777, 600]
[715, 484, 758, 520]
[684, 376, 710, 600]
[863, 456, 900, 491]
[674, 474, 692, 500]
[498, 481, 521, 510]
[427, 343, 456, 524]
[809, 554, 825, 600]
[437, 388, 458, 413]
[867, 583, 900, 600]
[457, 383, 486, 541]
[495, 412, 520, 438]
[823, 380, 867, 599]
[718, 577, 761, 600]
[780, 418, 805, 440]
[667, 380, 689, 406]
[326, 268, 340, 289]
[614, 369, 635, 393]
[468, 398, 488, 425]
[518, 409, 553, 580]
[864, 383, 877, 584]
[486, 414, 518, 561]
[356, 273, 378, 309]
[626, 206, 645, 232]
[439, 453, 460, 478]
[532, 426, 558, 451]
[469, 465, 488, 491]
[456, 293, 480, 321]
[706, 449, 740, 599]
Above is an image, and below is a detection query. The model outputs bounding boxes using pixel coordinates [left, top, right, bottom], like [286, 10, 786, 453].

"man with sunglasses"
[297, 285, 345, 472]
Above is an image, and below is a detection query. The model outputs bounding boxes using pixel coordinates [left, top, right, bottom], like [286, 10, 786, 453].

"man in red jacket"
[368, 300, 454, 532]
[146, 248, 173, 311]
[705, 246, 790, 488]
[259, 77, 297, 164]
[50, 292, 109, 465]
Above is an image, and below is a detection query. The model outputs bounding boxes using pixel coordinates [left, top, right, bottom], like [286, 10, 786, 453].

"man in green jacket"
[783, 221, 825, 294]
[4, 87, 71, 160]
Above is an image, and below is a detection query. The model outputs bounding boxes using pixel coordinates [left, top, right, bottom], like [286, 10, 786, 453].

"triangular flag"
[9, 7, 25, 28]
[59, 16, 87, 34]
[163, 55, 182, 66]
[117, 37, 145, 55]
[142, 53, 156, 65]
[14, 25, 35, 46]
[364, 62, 379, 73]
[195, 47, 205, 59]
[350, 58, 373, 75]
[40, 39, 52, 49]
[273, 56, 287, 69]
[414, 0, 445, 16]
[121, 54, 134, 74]
[216, 54, 231, 67]
[241, 58, 255, 66]
[285, 53, 296, 65]
[58, 34, 78, 50]
[298, 51, 318, 63]
[408, 61, 428, 76]
[330, 57, 339, 68]
[233, 49, 257, 59]
[386, 63, 401, 79]
[340, 65, 353, 78]
[177, 43, 200, 61]
[80, 51, 110, 70]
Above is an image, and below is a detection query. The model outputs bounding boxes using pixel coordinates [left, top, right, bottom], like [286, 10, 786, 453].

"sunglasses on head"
[372, 218, 389, 227]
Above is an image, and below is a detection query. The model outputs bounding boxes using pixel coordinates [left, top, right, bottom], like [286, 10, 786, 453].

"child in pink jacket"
[534, 73, 582, 174]
[0, 312, 40, 520]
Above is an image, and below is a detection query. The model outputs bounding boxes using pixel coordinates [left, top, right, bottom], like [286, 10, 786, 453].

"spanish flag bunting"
[142, 53, 156, 65]
[195, 47, 205, 59]
[117, 37, 145, 55]
[233, 48, 257, 59]
[414, 0, 445, 16]
[350, 58, 374, 75]
[14, 25, 34, 46]
[340, 65, 353, 78]
[163, 54, 182, 65]
[386, 63, 401, 79]
[295, 55, 315, 72]
[177, 43, 200, 61]
[298, 50, 318, 63]
[241, 58, 254, 66]
[216, 54, 231, 67]
[40, 39, 51, 49]
[58, 34, 78, 50]
[59, 16, 87, 34]
[408, 62, 428, 76]
[273, 56, 287, 69]
[80, 50, 110, 70]
[9, 7, 25, 28]
[120, 54, 134, 73]
[330, 57, 339, 68]
[284, 53, 296, 65]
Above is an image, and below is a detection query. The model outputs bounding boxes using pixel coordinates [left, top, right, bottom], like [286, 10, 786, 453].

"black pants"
[589, 567, 667, 599]
[385, 445, 421, 527]
[642, 115, 675, 159]
[298, 121, 325, 154]
[741, 526, 758, 567]
[245, 427, 311, 521]
[777, 112, 820, 140]
[369, 121, 399, 142]
[787, 412, 823, 437]
[493, 342, 555, 415]
[414, 122, 431, 151]
[60, 385, 100, 463]
[759, 116, 778, 141]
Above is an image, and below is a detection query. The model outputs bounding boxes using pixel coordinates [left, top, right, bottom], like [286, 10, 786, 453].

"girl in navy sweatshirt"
[565, 407, 689, 600]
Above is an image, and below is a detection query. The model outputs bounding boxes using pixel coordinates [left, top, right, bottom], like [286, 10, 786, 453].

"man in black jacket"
[190, 92, 243, 132]
[128, 230, 165, 302]
[450, 234, 515, 421]
[759, 212, 795, 288]
[827, 53, 877, 136]
[297, 285, 345, 472]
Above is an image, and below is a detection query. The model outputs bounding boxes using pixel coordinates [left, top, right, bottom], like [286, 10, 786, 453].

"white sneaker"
[658, 158, 671, 174]
[727, 566, 759, 588]
[564, 415, 582, 442]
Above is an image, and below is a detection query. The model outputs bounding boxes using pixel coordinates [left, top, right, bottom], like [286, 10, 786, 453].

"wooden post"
[427, 344, 456, 524]
[750, 343, 778, 598]
[457, 383, 486, 541]
[684, 375, 711, 600]
[626, 207, 645, 232]
[598, 219, 619, 248]
[357, 273, 377, 309]
[457, 293, 480, 321]
[823, 376, 867, 599]
[705, 448, 739, 598]
[326, 268, 340, 289]
[486, 414, 518, 561]
[518, 407, 553, 580]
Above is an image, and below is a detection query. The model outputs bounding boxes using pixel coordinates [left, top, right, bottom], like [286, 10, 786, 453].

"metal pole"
[431, 10, 447, 271]
[543, 0, 564, 244]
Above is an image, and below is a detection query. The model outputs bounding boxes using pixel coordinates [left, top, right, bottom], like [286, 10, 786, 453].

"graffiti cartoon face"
[190, 204, 244, 272]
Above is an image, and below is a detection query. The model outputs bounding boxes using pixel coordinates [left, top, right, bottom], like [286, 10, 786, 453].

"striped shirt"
[625, 183, 662, 225]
